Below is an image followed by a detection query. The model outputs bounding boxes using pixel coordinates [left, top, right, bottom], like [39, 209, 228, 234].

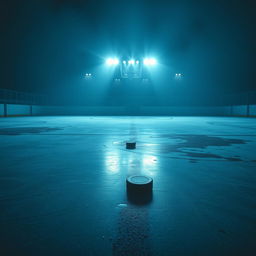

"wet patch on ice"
[164, 134, 246, 148]
[145, 135, 247, 161]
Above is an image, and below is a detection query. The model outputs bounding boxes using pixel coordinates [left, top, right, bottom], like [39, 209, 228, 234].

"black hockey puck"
[126, 175, 153, 204]
[126, 142, 136, 149]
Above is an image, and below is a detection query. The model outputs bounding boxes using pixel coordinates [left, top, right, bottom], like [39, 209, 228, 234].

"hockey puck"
[126, 175, 153, 191]
[126, 142, 136, 149]
[126, 175, 153, 204]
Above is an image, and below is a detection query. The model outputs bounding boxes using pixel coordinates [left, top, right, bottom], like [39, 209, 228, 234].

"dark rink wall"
[1, 104, 256, 117]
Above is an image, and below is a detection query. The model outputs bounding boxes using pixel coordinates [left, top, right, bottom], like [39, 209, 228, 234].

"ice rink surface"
[0, 116, 256, 255]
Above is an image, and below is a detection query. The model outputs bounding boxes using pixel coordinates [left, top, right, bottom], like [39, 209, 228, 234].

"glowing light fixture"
[106, 58, 119, 66]
[143, 58, 157, 66]
[175, 73, 183, 79]
[128, 59, 135, 65]
[84, 73, 92, 79]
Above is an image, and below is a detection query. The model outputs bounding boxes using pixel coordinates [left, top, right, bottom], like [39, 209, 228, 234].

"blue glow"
[128, 59, 135, 65]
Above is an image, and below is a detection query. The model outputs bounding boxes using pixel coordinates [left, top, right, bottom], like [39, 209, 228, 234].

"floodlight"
[106, 58, 119, 66]
[143, 59, 149, 65]
[136, 60, 139, 64]
[149, 58, 157, 65]
[143, 58, 157, 66]
[175, 73, 183, 79]
[123, 60, 126, 64]
[106, 58, 113, 65]
[128, 59, 135, 65]
[113, 58, 119, 65]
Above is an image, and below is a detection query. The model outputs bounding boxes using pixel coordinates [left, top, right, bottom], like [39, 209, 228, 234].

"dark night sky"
[0, 0, 255, 96]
